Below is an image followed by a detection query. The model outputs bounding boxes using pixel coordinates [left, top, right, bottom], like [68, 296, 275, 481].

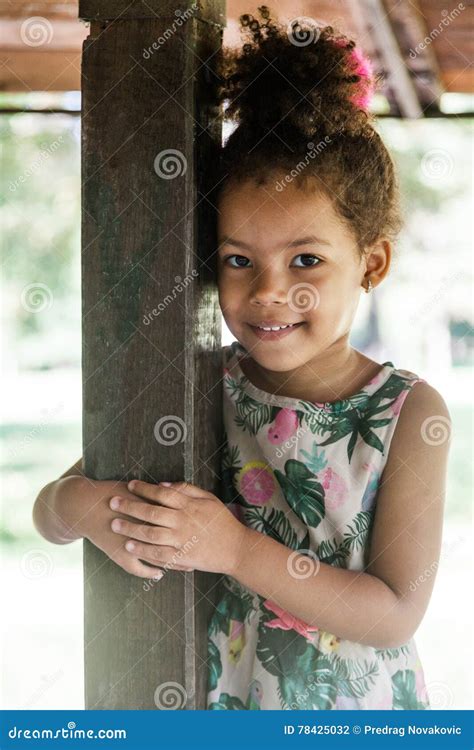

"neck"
[240, 337, 374, 403]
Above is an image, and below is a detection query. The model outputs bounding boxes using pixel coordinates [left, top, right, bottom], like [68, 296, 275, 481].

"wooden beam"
[350, 0, 424, 117]
[80, 0, 224, 709]
[383, 0, 444, 112]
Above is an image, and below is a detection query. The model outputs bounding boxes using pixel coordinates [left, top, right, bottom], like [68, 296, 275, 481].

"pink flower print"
[228, 619, 246, 664]
[391, 390, 406, 416]
[320, 467, 347, 509]
[267, 408, 299, 445]
[371, 692, 393, 710]
[263, 599, 319, 641]
[238, 461, 275, 506]
[313, 401, 332, 412]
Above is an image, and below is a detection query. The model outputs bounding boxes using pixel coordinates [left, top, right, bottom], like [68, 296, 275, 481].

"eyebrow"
[218, 234, 333, 251]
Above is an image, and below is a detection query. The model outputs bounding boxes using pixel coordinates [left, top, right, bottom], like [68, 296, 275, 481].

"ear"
[362, 237, 392, 287]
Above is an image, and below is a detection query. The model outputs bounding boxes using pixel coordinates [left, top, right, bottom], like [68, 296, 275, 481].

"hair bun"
[217, 6, 378, 141]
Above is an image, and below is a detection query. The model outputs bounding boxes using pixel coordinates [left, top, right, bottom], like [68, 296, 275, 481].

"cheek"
[218, 275, 246, 309]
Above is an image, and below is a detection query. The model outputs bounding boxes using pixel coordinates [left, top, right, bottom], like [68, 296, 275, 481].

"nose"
[249, 268, 287, 306]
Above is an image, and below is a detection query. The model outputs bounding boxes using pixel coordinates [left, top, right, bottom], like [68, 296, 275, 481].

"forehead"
[217, 177, 352, 246]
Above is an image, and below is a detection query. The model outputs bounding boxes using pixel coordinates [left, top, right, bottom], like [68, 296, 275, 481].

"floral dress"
[206, 340, 431, 710]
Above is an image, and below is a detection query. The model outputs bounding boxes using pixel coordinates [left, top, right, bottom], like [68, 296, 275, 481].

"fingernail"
[111, 519, 122, 532]
[161, 482, 171, 487]
[128, 480, 136, 490]
[110, 497, 121, 509]
[125, 540, 136, 551]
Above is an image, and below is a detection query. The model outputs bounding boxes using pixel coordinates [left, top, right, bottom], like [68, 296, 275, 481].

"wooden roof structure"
[0, 0, 472, 115]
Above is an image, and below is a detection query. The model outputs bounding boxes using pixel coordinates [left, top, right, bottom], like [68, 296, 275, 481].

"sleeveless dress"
[206, 341, 431, 710]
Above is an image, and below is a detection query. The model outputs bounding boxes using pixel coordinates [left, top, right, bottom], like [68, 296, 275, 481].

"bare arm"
[32, 458, 194, 576]
[32, 457, 86, 544]
[228, 382, 451, 649]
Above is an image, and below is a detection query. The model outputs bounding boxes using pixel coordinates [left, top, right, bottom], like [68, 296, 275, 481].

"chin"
[250, 348, 307, 373]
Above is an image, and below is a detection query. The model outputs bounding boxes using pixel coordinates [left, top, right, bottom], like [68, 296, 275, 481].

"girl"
[33, 8, 451, 711]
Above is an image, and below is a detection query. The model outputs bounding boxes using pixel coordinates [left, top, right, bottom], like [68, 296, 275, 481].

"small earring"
[365, 278, 373, 293]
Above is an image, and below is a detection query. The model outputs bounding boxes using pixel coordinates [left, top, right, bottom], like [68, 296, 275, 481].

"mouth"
[248, 322, 305, 340]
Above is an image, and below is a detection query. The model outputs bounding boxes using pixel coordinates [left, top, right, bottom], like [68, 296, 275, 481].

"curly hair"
[212, 6, 403, 257]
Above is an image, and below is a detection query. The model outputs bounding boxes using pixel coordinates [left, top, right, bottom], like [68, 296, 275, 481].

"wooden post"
[79, 0, 225, 709]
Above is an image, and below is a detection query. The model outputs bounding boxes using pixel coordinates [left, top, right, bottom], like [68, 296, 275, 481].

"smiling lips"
[248, 321, 304, 340]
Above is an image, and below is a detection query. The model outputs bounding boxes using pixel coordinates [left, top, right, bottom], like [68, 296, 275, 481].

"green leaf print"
[392, 669, 428, 710]
[207, 639, 222, 692]
[307, 402, 393, 464]
[278, 649, 379, 709]
[256, 620, 309, 678]
[375, 645, 410, 661]
[299, 404, 337, 438]
[243, 507, 301, 549]
[208, 585, 256, 638]
[317, 511, 373, 567]
[299, 442, 328, 475]
[277, 646, 338, 710]
[233, 392, 277, 435]
[274, 459, 325, 528]
[326, 654, 379, 699]
[208, 692, 247, 710]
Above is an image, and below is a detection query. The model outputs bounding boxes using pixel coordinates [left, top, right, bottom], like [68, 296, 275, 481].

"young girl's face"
[216, 176, 374, 373]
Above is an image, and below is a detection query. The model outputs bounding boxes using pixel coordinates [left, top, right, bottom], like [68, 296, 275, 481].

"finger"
[109, 496, 178, 527]
[111, 518, 178, 547]
[128, 479, 209, 502]
[118, 554, 165, 580]
[125, 540, 190, 569]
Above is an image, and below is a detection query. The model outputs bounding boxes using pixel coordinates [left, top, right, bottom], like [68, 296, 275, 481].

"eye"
[292, 254, 322, 268]
[223, 254, 251, 268]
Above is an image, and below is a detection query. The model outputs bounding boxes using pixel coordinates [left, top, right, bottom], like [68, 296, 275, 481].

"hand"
[70, 477, 193, 579]
[108, 479, 249, 576]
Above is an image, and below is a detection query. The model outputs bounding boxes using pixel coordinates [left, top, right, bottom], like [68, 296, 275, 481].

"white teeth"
[259, 324, 293, 331]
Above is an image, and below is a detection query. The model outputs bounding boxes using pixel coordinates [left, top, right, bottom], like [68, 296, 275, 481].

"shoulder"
[384, 379, 452, 478]
[394, 379, 451, 436]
